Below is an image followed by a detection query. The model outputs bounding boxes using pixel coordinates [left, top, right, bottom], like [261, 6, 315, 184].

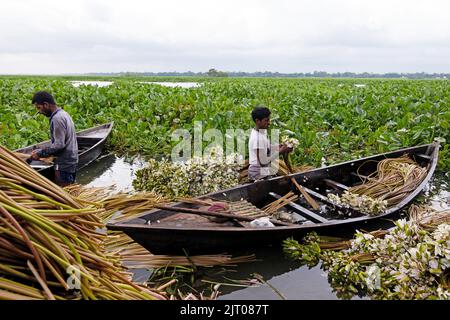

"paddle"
[282, 153, 320, 210]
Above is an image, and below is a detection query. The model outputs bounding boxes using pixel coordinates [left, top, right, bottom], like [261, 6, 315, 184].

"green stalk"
[27, 260, 55, 300]
[0, 206, 47, 282]
[0, 166, 80, 209]
[0, 197, 80, 239]
[0, 278, 45, 299]
[0, 179, 75, 210]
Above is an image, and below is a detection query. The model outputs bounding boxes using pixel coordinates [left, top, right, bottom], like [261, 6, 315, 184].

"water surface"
[71, 81, 113, 87]
[140, 82, 201, 88]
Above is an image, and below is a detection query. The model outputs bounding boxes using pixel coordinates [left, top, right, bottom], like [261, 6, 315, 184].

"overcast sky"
[1, 0, 449, 74]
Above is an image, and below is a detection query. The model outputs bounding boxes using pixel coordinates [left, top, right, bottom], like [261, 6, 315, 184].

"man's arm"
[257, 144, 292, 167]
[38, 119, 68, 157]
[256, 147, 280, 166]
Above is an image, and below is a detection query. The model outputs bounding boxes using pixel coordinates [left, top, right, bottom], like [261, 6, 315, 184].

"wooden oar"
[283, 153, 320, 210]
[154, 205, 294, 226]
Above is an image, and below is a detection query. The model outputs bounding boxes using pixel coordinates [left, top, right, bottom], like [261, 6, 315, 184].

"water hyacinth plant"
[1, 77, 448, 170]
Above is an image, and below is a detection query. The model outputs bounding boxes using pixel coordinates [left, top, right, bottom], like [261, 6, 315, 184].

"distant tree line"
[85, 70, 449, 79]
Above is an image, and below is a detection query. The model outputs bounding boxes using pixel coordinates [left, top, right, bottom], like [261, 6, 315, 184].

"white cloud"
[0, 0, 449, 73]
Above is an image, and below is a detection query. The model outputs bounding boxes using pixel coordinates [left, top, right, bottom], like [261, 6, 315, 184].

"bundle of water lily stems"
[0, 145, 165, 300]
[63, 189, 256, 269]
[350, 155, 428, 207]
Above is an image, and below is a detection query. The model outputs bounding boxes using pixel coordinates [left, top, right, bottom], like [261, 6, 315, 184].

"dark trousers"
[55, 170, 76, 187]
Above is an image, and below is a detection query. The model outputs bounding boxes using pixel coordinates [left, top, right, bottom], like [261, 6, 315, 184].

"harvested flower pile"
[328, 192, 387, 216]
[328, 156, 428, 215]
[132, 152, 242, 197]
[283, 205, 450, 299]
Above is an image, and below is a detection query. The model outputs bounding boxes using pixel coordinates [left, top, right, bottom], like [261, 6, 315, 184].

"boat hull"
[15, 122, 113, 179]
[110, 216, 398, 254]
[107, 142, 440, 254]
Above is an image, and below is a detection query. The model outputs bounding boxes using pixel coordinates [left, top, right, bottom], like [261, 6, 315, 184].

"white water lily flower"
[428, 259, 439, 269]
[133, 152, 243, 197]
[437, 287, 450, 299]
[327, 191, 387, 215]
[281, 136, 300, 150]
[433, 224, 450, 241]
[297, 210, 450, 299]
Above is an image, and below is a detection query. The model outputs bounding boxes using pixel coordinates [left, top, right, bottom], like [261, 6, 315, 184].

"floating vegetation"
[132, 159, 189, 198]
[1, 78, 448, 171]
[132, 152, 242, 198]
[283, 205, 450, 299]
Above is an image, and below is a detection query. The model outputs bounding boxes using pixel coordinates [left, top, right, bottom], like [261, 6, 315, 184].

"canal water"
[76, 155, 449, 300]
[70, 81, 201, 89]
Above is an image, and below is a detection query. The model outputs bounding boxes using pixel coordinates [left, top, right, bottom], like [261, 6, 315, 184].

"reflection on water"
[71, 81, 113, 87]
[69, 81, 201, 89]
[420, 172, 450, 211]
[76, 154, 147, 192]
[219, 266, 336, 300]
[211, 245, 341, 300]
[76, 156, 449, 299]
[140, 82, 201, 88]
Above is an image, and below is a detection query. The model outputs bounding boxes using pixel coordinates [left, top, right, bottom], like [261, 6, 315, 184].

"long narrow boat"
[15, 122, 113, 179]
[107, 142, 439, 254]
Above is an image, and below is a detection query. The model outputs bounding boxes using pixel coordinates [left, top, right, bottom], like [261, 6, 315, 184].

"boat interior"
[118, 143, 437, 229]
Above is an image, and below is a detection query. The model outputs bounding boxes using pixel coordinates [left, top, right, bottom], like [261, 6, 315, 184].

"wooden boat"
[15, 122, 113, 179]
[107, 142, 439, 254]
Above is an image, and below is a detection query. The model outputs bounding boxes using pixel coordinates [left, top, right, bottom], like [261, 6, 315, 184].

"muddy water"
[76, 157, 449, 299]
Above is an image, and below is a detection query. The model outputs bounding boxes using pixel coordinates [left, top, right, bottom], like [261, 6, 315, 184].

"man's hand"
[30, 149, 41, 160]
[279, 144, 293, 154]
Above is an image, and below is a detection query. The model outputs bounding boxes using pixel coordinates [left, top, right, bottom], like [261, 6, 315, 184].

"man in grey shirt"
[31, 91, 78, 186]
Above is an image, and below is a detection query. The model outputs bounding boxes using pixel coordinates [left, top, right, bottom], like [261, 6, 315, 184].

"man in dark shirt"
[31, 91, 78, 186]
